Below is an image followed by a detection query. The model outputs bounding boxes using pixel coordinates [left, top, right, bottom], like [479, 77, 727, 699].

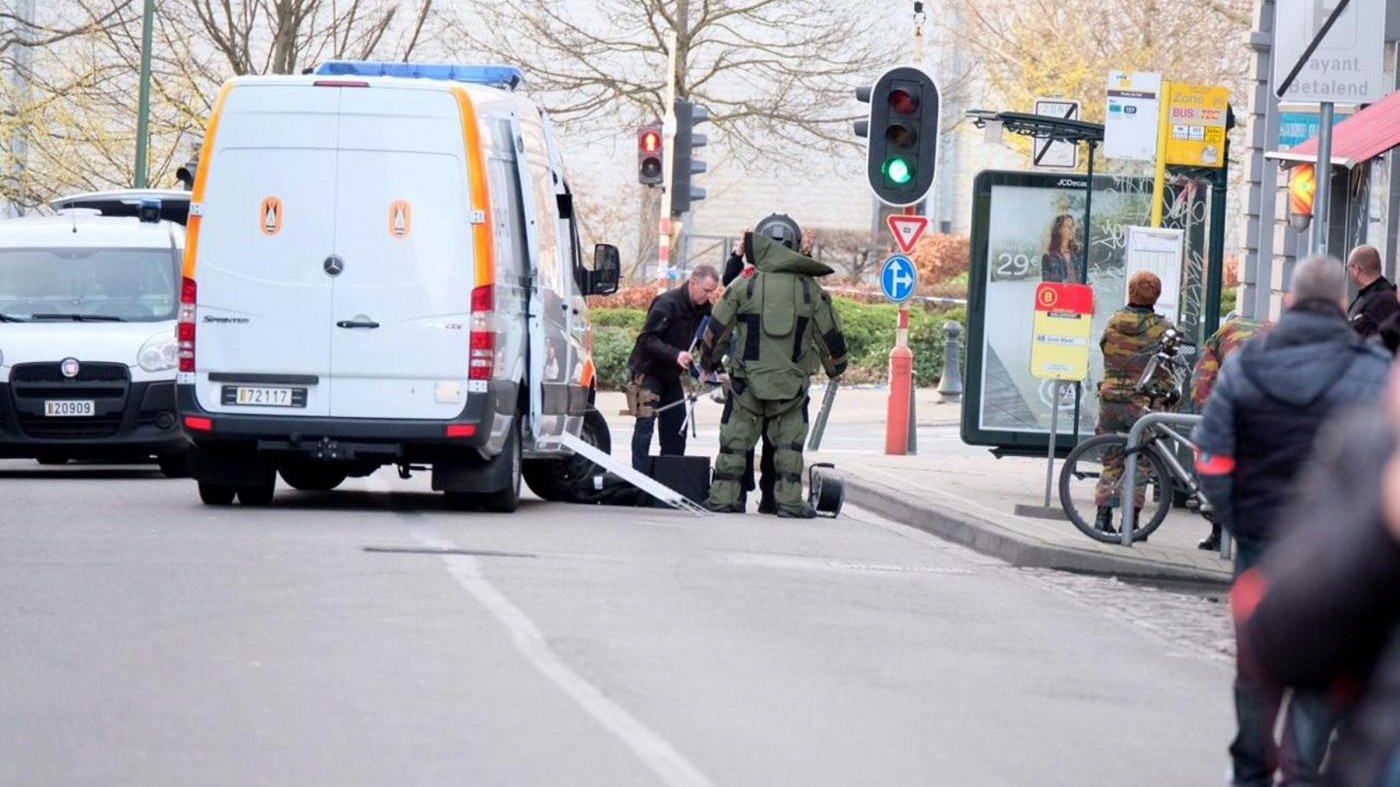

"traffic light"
[638, 122, 663, 186]
[670, 97, 708, 215]
[856, 66, 939, 207]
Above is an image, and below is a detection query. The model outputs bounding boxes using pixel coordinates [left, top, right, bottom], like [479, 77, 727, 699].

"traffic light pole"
[883, 7, 927, 456]
[657, 31, 678, 293]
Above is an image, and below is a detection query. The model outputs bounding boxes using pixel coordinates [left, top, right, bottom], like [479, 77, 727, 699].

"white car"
[0, 197, 190, 475]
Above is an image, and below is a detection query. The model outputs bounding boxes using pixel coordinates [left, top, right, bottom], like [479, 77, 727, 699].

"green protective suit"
[700, 234, 848, 514]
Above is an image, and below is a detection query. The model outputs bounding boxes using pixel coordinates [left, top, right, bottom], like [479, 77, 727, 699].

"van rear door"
[327, 87, 474, 420]
[192, 84, 338, 417]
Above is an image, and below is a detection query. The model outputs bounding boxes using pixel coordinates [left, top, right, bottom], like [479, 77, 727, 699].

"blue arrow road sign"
[880, 254, 918, 303]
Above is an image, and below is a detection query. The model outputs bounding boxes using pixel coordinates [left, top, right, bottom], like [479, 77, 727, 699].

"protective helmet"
[754, 213, 803, 251]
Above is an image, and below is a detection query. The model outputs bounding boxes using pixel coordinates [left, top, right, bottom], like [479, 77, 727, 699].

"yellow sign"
[1030, 283, 1094, 381]
[1163, 84, 1229, 168]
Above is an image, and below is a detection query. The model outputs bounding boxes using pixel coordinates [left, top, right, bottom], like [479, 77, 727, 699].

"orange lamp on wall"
[1289, 164, 1316, 230]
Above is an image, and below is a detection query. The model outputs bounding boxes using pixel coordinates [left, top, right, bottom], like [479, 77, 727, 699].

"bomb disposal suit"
[700, 233, 847, 516]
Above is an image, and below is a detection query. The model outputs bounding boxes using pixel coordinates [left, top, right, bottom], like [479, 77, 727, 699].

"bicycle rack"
[1119, 412, 1230, 558]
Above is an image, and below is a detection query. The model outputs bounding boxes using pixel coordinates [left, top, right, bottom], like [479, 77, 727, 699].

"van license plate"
[232, 386, 297, 407]
[45, 400, 95, 417]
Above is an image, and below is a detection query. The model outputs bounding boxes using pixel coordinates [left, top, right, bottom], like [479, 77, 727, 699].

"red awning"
[1268, 90, 1400, 168]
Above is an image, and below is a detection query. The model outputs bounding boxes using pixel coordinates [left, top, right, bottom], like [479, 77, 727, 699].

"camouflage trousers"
[1096, 396, 1153, 509]
[707, 387, 809, 514]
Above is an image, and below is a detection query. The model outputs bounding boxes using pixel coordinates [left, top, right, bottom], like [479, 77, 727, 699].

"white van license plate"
[230, 386, 299, 407]
[45, 400, 95, 417]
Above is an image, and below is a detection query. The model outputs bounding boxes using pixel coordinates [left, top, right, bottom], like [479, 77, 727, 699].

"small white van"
[177, 62, 620, 511]
[0, 194, 190, 474]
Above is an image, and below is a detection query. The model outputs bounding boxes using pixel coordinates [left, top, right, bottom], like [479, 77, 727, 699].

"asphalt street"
[1, 457, 1232, 786]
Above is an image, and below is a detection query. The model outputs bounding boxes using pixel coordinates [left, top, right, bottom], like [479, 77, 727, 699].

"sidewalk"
[595, 387, 1233, 586]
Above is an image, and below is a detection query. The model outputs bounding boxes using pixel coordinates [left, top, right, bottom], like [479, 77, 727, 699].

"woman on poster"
[1040, 214, 1083, 284]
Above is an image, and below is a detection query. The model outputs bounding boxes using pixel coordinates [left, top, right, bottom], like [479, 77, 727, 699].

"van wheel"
[237, 471, 277, 506]
[198, 482, 237, 506]
[279, 465, 347, 492]
[445, 419, 522, 513]
[523, 408, 611, 502]
[481, 419, 522, 513]
[158, 452, 192, 479]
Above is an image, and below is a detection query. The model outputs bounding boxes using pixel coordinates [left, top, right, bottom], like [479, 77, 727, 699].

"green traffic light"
[883, 157, 913, 185]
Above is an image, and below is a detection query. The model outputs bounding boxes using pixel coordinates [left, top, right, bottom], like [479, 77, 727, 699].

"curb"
[844, 476, 1233, 586]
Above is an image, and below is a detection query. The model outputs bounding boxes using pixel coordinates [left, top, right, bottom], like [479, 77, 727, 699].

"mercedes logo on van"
[60, 358, 80, 379]
[324, 256, 345, 277]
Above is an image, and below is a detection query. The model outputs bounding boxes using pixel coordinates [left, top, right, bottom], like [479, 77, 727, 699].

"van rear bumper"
[176, 383, 511, 458]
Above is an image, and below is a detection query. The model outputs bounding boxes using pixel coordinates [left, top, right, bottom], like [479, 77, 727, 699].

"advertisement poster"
[964, 171, 1157, 451]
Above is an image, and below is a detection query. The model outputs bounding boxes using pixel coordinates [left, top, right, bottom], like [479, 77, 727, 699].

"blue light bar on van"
[314, 61, 525, 90]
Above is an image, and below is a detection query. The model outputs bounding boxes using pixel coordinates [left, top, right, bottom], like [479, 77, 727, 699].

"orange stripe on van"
[580, 358, 596, 391]
[182, 81, 236, 280]
[450, 86, 496, 287]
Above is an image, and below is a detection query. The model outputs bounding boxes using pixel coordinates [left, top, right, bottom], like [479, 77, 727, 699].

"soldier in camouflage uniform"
[1189, 315, 1268, 549]
[1095, 271, 1175, 534]
[700, 231, 848, 517]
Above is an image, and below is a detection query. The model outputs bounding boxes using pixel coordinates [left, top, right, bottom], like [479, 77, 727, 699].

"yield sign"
[887, 214, 929, 254]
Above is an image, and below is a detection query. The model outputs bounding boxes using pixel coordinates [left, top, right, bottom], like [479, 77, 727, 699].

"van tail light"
[178, 277, 197, 373]
[469, 285, 495, 381]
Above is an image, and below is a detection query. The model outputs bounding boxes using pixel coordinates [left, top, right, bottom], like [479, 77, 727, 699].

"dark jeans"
[1231, 539, 1339, 786]
[630, 374, 686, 471]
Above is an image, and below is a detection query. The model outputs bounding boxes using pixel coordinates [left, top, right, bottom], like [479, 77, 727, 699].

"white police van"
[177, 62, 620, 511]
[0, 192, 190, 474]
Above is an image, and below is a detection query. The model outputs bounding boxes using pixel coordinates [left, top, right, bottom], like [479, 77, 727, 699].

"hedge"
[587, 299, 967, 390]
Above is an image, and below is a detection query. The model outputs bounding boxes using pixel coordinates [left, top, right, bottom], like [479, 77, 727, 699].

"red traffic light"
[637, 122, 664, 186]
[889, 89, 919, 115]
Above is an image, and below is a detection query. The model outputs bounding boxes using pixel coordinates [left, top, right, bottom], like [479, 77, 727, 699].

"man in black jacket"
[1194, 255, 1392, 787]
[1346, 244, 1399, 340]
[627, 265, 718, 471]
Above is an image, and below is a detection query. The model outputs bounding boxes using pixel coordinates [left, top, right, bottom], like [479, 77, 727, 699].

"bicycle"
[1057, 329, 1216, 543]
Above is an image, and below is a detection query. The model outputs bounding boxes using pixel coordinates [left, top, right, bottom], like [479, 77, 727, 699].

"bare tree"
[448, 0, 900, 164]
[1, 0, 451, 208]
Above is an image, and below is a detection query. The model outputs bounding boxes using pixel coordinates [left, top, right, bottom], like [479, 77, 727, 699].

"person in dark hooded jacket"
[1194, 254, 1392, 787]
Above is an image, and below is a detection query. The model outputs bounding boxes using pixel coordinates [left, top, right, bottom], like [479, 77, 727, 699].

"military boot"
[703, 500, 744, 514]
[757, 495, 777, 515]
[1095, 506, 1117, 535]
[776, 503, 818, 519]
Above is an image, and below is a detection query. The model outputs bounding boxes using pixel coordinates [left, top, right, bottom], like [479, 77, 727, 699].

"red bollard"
[885, 344, 914, 455]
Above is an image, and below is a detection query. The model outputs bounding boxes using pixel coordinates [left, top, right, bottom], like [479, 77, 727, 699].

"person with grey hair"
[627, 264, 719, 470]
[1193, 254, 1392, 787]
[1346, 244, 1399, 340]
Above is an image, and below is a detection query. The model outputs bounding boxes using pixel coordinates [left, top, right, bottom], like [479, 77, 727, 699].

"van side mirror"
[588, 244, 621, 296]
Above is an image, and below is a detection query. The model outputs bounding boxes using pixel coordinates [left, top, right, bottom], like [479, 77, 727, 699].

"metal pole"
[1072, 142, 1096, 443]
[8, 0, 34, 216]
[1204, 111, 1232, 336]
[1313, 102, 1334, 256]
[1150, 82, 1173, 228]
[1043, 382, 1062, 507]
[134, 0, 156, 188]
